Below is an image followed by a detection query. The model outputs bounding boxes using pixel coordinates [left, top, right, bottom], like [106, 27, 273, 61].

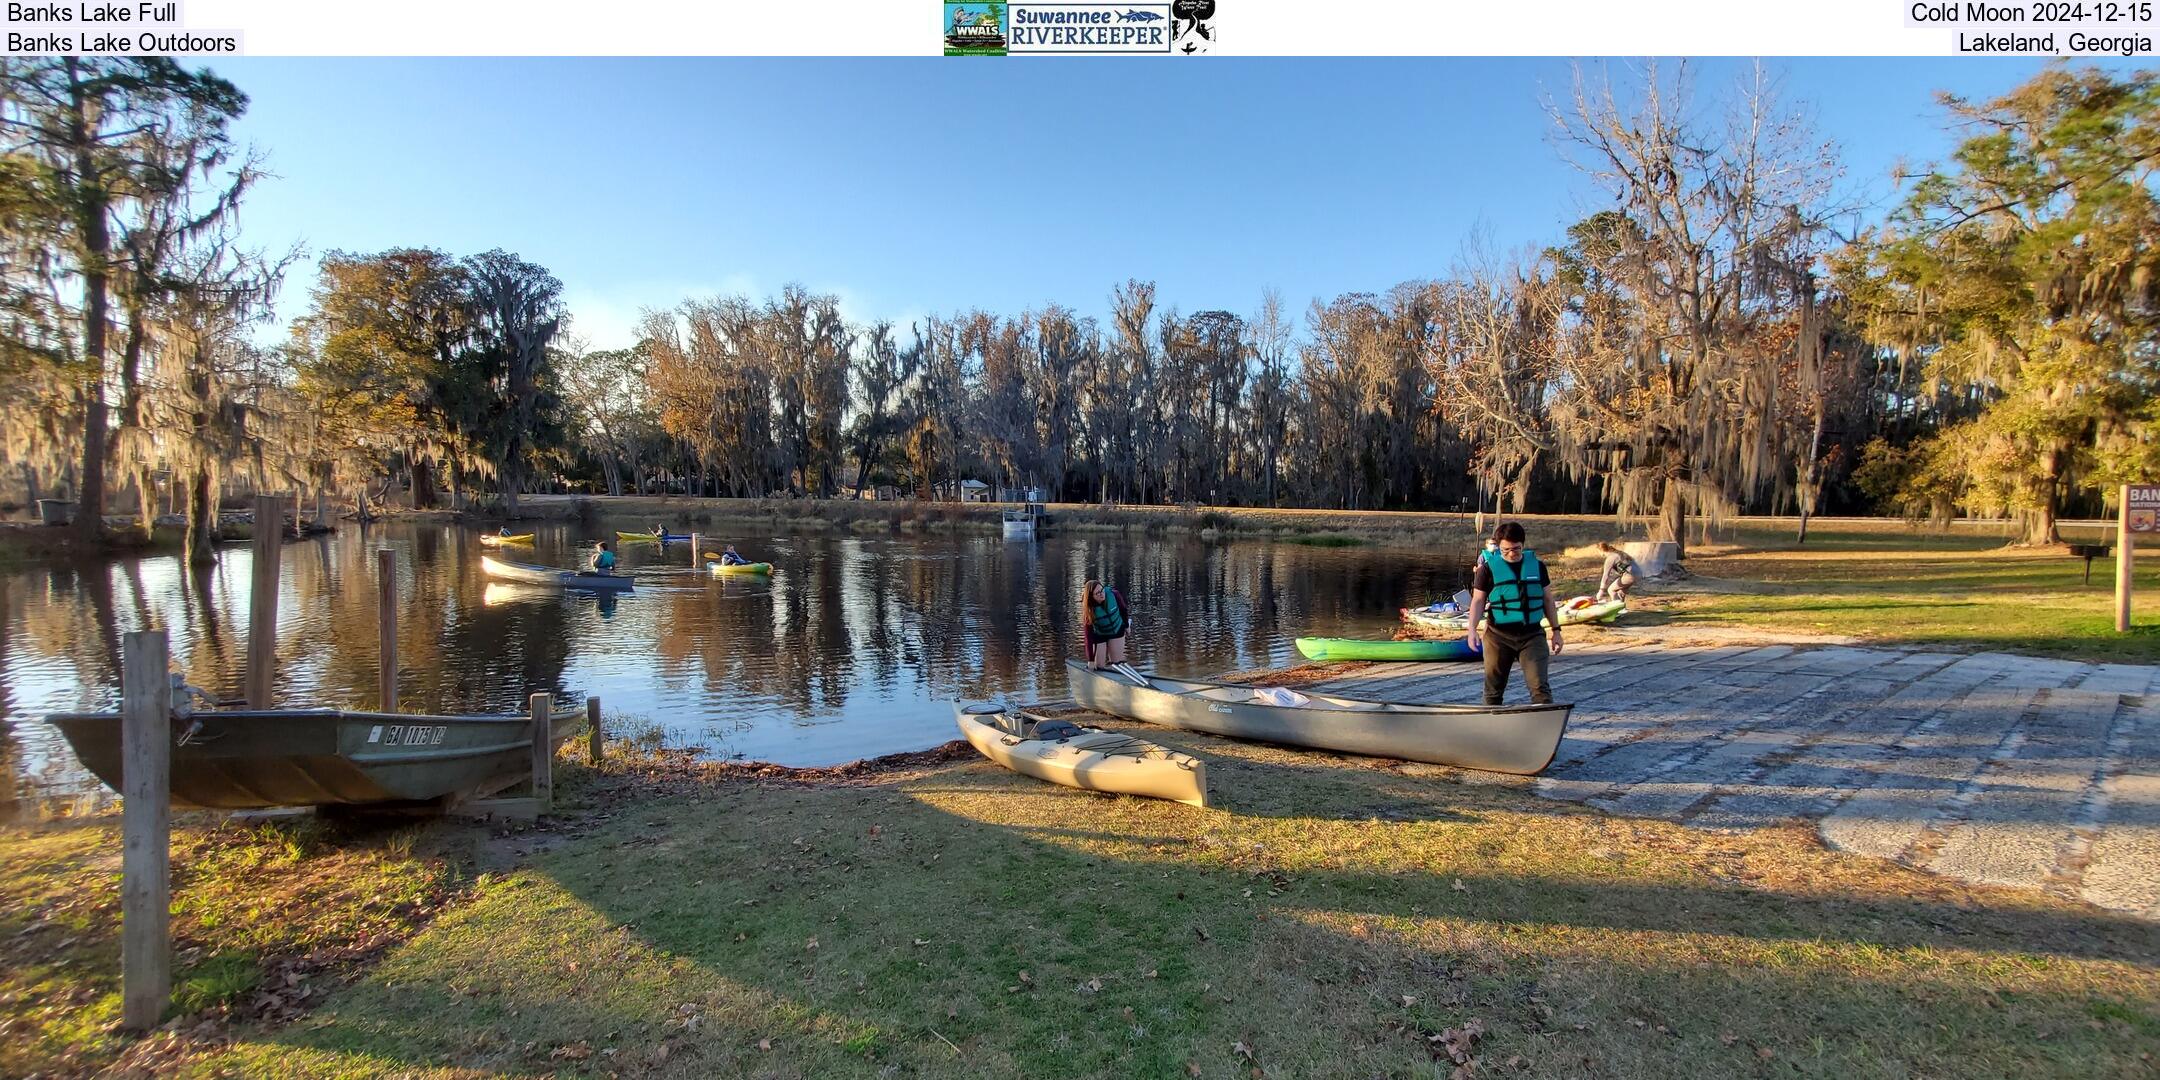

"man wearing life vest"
[1465, 521, 1563, 706]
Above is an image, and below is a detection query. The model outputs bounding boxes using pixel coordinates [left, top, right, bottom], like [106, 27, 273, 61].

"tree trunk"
[2018, 447, 2064, 546]
[119, 304, 147, 428]
[134, 469, 156, 541]
[69, 64, 112, 546]
[411, 457, 439, 510]
[852, 440, 876, 500]
[78, 386, 107, 544]
[1658, 474, 1688, 560]
[184, 467, 215, 564]
[1797, 412, 1825, 545]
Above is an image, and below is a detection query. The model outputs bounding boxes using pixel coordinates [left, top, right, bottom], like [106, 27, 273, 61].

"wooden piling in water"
[587, 696, 603, 761]
[377, 549, 398, 712]
[690, 533, 702, 567]
[530, 693, 554, 812]
[245, 495, 286, 708]
[120, 630, 171, 1033]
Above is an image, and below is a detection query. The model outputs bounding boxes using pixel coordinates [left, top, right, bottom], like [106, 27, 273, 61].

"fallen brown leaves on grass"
[6, 816, 474, 1078]
[1429, 1017, 1484, 1069]
[1215, 662, 1378, 688]
[617, 741, 975, 792]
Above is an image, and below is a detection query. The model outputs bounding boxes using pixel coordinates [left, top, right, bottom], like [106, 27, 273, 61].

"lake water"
[1, 520, 1479, 809]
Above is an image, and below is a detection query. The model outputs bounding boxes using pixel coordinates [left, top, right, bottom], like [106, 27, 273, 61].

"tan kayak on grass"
[954, 702, 1209, 807]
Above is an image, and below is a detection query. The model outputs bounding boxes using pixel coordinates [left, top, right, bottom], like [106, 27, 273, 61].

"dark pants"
[1482, 625, 1552, 706]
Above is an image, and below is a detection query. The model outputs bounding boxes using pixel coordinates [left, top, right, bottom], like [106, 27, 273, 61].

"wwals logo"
[944, 2, 1009, 54]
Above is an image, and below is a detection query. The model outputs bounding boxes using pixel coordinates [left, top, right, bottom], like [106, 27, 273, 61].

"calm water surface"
[1, 520, 1478, 807]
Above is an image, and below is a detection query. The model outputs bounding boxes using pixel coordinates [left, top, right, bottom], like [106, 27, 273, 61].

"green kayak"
[1294, 637, 1478, 663]
[1556, 597, 1626, 625]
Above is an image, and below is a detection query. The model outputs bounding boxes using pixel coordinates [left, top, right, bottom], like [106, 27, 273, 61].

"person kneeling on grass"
[1466, 521, 1562, 706]
[1596, 541, 1637, 603]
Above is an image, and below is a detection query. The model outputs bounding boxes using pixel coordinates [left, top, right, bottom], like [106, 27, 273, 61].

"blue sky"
[213, 58, 2089, 349]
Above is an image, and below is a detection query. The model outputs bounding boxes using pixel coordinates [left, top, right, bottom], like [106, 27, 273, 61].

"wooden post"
[377, 549, 398, 712]
[690, 533, 702, 567]
[245, 495, 284, 708]
[2118, 483, 2134, 634]
[530, 692, 554, 812]
[120, 630, 171, 1033]
[586, 696, 603, 761]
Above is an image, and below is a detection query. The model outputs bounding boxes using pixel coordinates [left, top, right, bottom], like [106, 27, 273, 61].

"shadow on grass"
[228, 756, 2160, 1080]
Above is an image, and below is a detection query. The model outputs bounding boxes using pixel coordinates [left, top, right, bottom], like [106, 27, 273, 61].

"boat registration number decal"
[1207, 704, 1233, 714]
[368, 724, 448, 746]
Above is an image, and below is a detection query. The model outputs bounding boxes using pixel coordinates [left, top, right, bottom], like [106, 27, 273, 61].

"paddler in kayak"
[1082, 578, 1143, 685]
[589, 540, 618, 575]
[1466, 522, 1562, 706]
[718, 544, 748, 566]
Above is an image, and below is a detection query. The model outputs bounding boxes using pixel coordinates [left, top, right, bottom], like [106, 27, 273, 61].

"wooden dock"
[1297, 637, 2160, 921]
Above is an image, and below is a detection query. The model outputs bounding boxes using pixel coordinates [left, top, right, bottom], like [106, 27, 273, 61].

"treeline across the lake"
[4, 61, 2157, 554]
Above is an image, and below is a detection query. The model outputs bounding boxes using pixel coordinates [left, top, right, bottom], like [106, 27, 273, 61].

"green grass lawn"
[1574, 524, 2160, 663]
[18, 738, 2129, 1080]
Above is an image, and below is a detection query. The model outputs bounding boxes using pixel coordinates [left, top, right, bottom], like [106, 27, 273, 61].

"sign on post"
[2119, 484, 2159, 633]
[2128, 485, 2160, 534]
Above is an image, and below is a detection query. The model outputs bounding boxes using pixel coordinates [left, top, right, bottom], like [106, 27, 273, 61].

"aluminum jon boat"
[1065, 659, 1570, 774]
[46, 702, 590, 809]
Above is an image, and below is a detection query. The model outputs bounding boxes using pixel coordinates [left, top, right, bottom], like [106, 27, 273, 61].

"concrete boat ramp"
[1296, 636, 2160, 920]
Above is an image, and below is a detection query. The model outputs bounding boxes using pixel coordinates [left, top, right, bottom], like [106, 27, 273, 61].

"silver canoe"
[1065, 659, 1570, 774]
[481, 555, 635, 592]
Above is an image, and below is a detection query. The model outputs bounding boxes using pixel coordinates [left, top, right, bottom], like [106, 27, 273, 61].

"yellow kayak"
[615, 530, 689, 543]
[479, 533, 534, 546]
[708, 560, 773, 576]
